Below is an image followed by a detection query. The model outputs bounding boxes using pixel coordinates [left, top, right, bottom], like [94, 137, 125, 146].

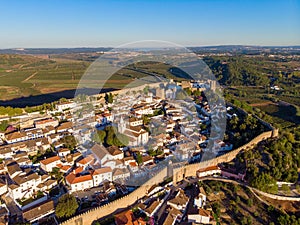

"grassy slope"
[202, 180, 299, 225]
[0, 54, 179, 101]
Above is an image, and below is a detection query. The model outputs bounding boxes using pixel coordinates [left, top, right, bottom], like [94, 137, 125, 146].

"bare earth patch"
[261, 196, 300, 213]
[0, 86, 21, 100]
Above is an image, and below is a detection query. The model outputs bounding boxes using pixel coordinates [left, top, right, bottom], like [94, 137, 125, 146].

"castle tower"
[209, 80, 216, 92]
[156, 87, 165, 99]
[118, 116, 126, 133]
[167, 160, 173, 178]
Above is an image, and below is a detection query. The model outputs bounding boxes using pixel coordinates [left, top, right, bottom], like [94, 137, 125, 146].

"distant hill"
[0, 47, 112, 55]
[189, 45, 300, 55]
[1, 45, 299, 55]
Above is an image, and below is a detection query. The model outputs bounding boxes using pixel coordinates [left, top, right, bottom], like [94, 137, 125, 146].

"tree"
[143, 86, 149, 94]
[51, 167, 63, 181]
[105, 126, 115, 146]
[250, 172, 278, 194]
[105, 93, 114, 104]
[114, 133, 129, 147]
[153, 109, 163, 116]
[55, 194, 79, 218]
[61, 135, 77, 150]
[92, 130, 106, 144]
[148, 148, 155, 157]
[0, 120, 8, 132]
[136, 153, 143, 165]
[247, 198, 253, 207]
[142, 115, 151, 125]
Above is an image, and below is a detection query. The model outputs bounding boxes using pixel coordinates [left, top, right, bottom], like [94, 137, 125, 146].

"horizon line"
[1, 44, 300, 50]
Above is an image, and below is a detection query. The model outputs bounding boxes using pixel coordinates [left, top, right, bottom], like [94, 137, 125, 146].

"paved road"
[156, 187, 176, 225]
[2, 195, 22, 217]
[2, 195, 22, 224]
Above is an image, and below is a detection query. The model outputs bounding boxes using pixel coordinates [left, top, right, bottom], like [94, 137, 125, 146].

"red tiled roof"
[6, 132, 26, 141]
[74, 167, 84, 174]
[197, 165, 219, 173]
[77, 155, 94, 165]
[35, 118, 56, 125]
[199, 208, 211, 217]
[115, 210, 146, 225]
[129, 162, 138, 167]
[40, 156, 60, 165]
[66, 173, 93, 184]
[92, 167, 112, 175]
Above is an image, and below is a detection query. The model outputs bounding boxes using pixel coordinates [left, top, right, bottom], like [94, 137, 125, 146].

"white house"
[65, 173, 93, 193]
[118, 117, 149, 146]
[34, 118, 59, 129]
[0, 181, 7, 196]
[0, 146, 13, 159]
[196, 165, 221, 178]
[188, 208, 211, 224]
[42, 126, 56, 137]
[56, 122, 73, 133]
[132, 105, 153, 115]
[107, 146, 124, 160]
[6, 162, 23, 179]
[25, 128, 44, 140]
[96, 112, 114, 125]
[123, 156, 136, 166]
[90, 144, 113, 166]
[194, 187, 207, 208]
[129, 117, 143, 127]
[22, 200, 55, 224]
[8, 172, 42, 200]
[77, 155, 95, 169]
[112, 168, 130, 181]
[57, 148, 70, 157]
[92, 167, 113, 186]
[56, 102, 76, 112]
[167, 189, 189, 211]
[40, 156, 61, 172]
[102, 159, 124, 169]
[5, 132, 27, 144]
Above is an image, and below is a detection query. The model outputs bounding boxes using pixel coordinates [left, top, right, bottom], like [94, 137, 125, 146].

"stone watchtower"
[167, 160, 173, 178]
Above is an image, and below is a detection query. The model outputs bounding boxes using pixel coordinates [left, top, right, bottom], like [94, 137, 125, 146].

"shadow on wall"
[0, 88, 117, 107]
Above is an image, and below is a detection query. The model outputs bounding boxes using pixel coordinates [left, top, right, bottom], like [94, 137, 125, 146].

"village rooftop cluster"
[0, 80, 238, 224]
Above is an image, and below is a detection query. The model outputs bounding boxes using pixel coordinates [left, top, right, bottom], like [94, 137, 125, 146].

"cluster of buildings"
[0, 80, 238, 224]
[0, 103, 80, 224]
[114, 181, 214, 225]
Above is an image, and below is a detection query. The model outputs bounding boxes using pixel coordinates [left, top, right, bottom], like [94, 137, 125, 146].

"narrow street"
[156, 187, 176, 224]
[2, 195, 22, 224]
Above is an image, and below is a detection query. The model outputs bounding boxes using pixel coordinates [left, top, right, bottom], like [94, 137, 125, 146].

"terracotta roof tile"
[40, 156, 60, 165]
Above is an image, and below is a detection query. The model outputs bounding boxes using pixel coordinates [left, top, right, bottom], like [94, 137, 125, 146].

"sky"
[0, 0, 299, 48]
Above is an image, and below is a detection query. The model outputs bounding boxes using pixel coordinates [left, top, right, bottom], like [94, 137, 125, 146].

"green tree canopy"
[0, 120, 8, 132]
[55, 194, 78, 218]
[61, 135, 77, 150]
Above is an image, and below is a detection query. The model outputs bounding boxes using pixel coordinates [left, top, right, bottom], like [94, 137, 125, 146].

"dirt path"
[22, 71, 38, 82]
[249, 101, 274, 107]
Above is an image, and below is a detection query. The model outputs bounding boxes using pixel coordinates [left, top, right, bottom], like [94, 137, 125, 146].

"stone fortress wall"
[173, 130, 276, 183]
[95, 82, 168, 99]
[62, 130, 277, 225]
[62, 84, 279, 225]
[61, 167, 169, 225]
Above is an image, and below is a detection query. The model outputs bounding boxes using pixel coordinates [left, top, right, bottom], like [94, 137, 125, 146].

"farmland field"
[0, 54, 178, 103]
[255, 102, 300, 125]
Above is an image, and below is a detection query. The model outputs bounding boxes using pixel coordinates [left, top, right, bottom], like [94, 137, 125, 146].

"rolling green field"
[0, 54, 179, 101]
[0, 54, 88, 100]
